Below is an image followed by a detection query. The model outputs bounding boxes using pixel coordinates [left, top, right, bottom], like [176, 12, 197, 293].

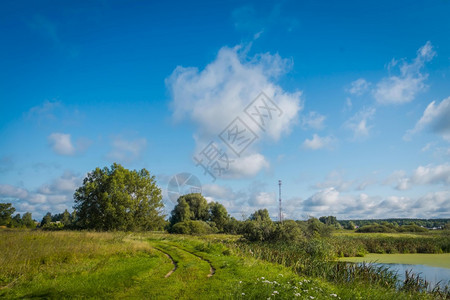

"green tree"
[345, 221, 356, 230]
[208, 201, 229, 232]
[249, 209, 271, 222]
[170, 198, 192, 225]
[181, 193, 209, 221]
[74, 163, 165, 231]
[0, 203, 15, 226]
[10, 214, 23, 228]
[22, 212, 35, 228]
[41, 212, 52, 227]
[61, 209, 71, 226]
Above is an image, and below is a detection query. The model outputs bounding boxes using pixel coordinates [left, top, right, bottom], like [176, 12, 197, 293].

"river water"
[374, 263, 450, 289]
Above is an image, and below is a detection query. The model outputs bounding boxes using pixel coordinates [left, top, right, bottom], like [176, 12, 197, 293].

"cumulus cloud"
[107, 136, 147, 163]
[167, 45, 302, 179]
[0, 184, 28, 199]
[374, 41, 435, 105]
[344, 107, 376, 140]
[0, 172, 82, 219]
[301, 111, 326, 130]
[405, 96, 450, 141]
[299, 188, 449, 219]
[348, 78, 370, 96]
[48, 133, 76, 155]
[224, 153, 270, 179]
[302, 134, 336, 150]
[388, 164, 450, 190]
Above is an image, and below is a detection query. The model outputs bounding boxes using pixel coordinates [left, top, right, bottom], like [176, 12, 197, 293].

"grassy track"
[0, 230, 442, 299]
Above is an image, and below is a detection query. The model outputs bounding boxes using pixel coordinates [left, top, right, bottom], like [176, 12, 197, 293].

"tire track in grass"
[152, 247, 177, 278]
[168, 243, 216, 277]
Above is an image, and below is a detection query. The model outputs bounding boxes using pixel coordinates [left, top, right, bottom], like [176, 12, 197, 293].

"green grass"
[338, 253, 450, 268]
[0, 230, 446, 299]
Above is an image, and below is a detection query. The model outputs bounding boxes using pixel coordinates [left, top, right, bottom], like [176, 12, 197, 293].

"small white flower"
[261, 277, 265, 280]
[242, 293, 245, 296]
[310, 297, 315, 299]
[294, 293, 301, 297]
[330, 294, 338, 297]
[273, 291, 279, 294]
[239, 281, 242, 284]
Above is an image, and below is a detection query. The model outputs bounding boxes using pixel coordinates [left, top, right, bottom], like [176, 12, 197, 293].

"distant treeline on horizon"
[337, 218, 449, 228]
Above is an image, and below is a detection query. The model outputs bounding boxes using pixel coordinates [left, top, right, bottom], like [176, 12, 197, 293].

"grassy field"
[0, 229, 447, 299]
[338, 253, 450, 268]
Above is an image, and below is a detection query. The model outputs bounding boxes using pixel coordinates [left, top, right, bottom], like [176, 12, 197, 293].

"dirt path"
[153, 247, 177, 278]
[170, 244, 216, 277]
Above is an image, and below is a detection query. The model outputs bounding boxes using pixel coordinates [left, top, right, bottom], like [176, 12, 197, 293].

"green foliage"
[356, 223, 428, 233]
[303, 217, 333, 238]
[169, 220, 215, 235]
[170, 198, 191, 224]
[0, 203, 15, 226]
[339, 218, 449, 229]
[345, 221, 356, 230]
[169, 194, 231, 234]
[74, 163, 165, 231]
[249, 208, 271, 222]
[40, 212, 52, 227]
[22, 212, 36, 229]
[208, 201, 229, 232]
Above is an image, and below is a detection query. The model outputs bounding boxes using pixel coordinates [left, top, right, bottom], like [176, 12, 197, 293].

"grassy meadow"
[1, 229, 449, 299]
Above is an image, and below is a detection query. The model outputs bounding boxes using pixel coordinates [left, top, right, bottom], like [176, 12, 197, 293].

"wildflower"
[239, 281, 242, 284]
[310, 297, 315, 299]
[242, 293, 245, 296]
[261, 277, 265, 280]
[273, 291, 279, 294]
[330, 294, 338, 297]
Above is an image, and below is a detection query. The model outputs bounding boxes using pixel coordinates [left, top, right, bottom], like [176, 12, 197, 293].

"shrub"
[169, 220, 215, 235]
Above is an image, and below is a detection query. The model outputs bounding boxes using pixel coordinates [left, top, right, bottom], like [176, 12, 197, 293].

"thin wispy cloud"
[405, 96, 450, 141]
[374, 41, 436, 105]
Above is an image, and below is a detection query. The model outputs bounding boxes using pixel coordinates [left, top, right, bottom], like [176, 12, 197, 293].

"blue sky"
[1, 0, 449, 220]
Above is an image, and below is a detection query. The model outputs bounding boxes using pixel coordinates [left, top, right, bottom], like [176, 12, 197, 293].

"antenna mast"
[278, 180, 282, 223]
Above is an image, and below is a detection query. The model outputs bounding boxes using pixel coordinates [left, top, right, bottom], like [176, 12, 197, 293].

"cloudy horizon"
[1, 1, 449, 221]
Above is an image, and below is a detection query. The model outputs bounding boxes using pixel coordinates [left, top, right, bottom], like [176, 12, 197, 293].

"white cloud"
[107, 136, 147, 163]
[0, 172, 82, 219]
[374, 41, 436, 105]
[302, 111, 326, 130]
[405, 96, 450, 141]
[344, 107, 376, 140]
[348, 78, 370, 95]
[0, 184, 28, 199]
[48, 133, 76, 156]
[299, 188, 449, 219]
[225, 153, 270, 178]
[302, 134, 336, 150]
[388, 164, 450, 190]
[167, 45, 302, 179]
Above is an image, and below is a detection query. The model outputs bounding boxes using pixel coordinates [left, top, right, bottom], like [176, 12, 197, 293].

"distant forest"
[338, 218, 449, 229]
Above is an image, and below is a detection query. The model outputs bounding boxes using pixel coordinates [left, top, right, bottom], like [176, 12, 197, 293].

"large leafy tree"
[208, 201, 229, 231]
[74, 163, 165, 231]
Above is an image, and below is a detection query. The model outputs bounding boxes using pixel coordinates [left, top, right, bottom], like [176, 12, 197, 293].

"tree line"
[1, 163, 449, 234]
